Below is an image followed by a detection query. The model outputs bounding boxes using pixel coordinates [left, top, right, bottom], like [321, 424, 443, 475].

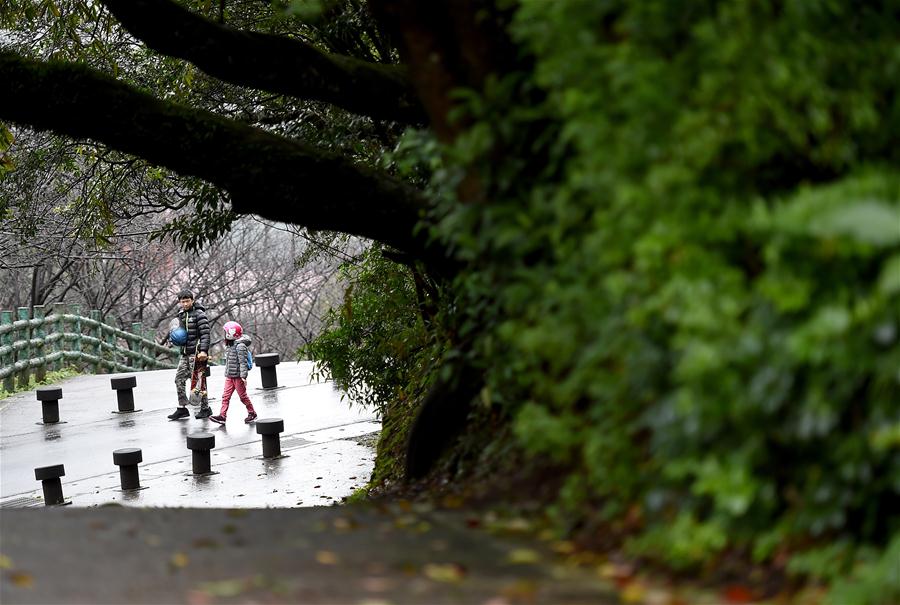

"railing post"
[33, 305, 46, 383]
[90, 310, 102, 373]
[106, 319, 117, 371]
[131, 322, 143, 370]
[16, 307, 31, 389]
[69, 304, 82, 371]
[48, 303, 65, 372]
[1, 310, 14, 392]
[145, 328, 158, 368]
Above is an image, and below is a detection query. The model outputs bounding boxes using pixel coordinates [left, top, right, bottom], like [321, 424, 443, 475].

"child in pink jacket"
[209, 321, 257, 424]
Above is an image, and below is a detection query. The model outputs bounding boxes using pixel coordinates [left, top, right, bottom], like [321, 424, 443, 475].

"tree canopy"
[2, 1, 899, 600]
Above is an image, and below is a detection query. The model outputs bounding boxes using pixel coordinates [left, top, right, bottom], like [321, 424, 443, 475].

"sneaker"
[167, 407, 189, 420]
[195, 406, 212, 419]
[244, 411, 258, 424]
[209, 415, 226, 425]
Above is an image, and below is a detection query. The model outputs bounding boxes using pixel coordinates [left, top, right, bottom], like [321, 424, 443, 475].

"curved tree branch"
[99, 0, 426, 125]
[0, 52, 440, 263]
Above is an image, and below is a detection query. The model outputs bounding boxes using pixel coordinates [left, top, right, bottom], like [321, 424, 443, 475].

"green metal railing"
[0, 303, 179, 391]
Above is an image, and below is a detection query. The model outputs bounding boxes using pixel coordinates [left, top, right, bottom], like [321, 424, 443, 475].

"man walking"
[167, 289, 212, 420]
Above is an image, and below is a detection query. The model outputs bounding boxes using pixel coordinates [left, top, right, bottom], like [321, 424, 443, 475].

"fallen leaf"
[0, 555, 12, 569]
[394, 515, 419, 529]
[500, 579, 539, 601]
[598, 561, 634, 582]
[333, 517, 357, 531]
[361, 576, 394, 592]
[423, 563, 466, 583]
[552, 541, 576, 555]
[198, 578, 246, 598]
[145, 534, 161, 546]
[507, 549, 541, 565]
[724, 584, 755, 603]
[441, 494, 465, 509]
[170, 552, 190, 569]
[642, 587, 673, 605]
[430, 540, 449, 552]
[192, 537, 220, 549]
[226, 509, 247, 518]
[315, 550, 339, 565]
[620, 580, 646, 604]
[186, 589, 212, 605]
[8, 571, 34, 588]
[502, 518, 532, 532]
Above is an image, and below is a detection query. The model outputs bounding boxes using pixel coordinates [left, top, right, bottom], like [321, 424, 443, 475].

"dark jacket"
[178, 302, 210, 355]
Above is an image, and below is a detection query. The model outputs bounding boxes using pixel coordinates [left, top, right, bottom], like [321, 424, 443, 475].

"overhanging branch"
[0, 52, 436, 262]
[100, 0, 425, 125]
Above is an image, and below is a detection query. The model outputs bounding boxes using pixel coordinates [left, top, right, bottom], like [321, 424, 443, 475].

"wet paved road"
[0, 506, 619, 604]
[0, 366, 621, 604]
[0, 362, 379, 508]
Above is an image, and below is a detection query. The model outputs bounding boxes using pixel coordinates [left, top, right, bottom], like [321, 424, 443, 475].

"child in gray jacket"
[209, 321, 257, 424]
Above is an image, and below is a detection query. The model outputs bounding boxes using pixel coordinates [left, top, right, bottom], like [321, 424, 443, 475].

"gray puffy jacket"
[223, 335, 251, 379]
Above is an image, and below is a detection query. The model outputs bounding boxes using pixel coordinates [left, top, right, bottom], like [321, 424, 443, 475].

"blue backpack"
[246, 348, 254, 370]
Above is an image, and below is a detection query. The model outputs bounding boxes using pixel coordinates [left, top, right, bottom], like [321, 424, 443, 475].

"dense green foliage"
[307, 0, 900, 599]
[306, 246, 439, 414]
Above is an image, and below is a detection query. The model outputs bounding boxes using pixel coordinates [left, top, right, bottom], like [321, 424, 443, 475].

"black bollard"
[110, 376, 138, 413]
[34, 464, 69, 505]
[113, 448, 143, 490]
[256, 418, 285, 458]
[254, 353, 281, 389]
[186, 432, 215, 475]
[36, 387, 62, 424]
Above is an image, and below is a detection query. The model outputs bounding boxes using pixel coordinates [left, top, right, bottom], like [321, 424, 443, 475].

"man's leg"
[194, 358, 212, 418]
[174, 355, 191, 406]
[168, 355, 192, 419]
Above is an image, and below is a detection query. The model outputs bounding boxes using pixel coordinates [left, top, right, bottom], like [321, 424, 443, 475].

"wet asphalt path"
[0, 362, 378, 508]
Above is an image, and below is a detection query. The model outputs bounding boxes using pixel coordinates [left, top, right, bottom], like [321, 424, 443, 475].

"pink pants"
[220, 377, 255, 418]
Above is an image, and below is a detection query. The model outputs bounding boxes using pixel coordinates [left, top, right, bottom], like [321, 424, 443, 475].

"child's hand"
[196, 351, 208, 361]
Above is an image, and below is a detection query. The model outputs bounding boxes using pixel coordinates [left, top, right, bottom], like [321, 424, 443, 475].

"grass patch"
[0, 366, 82, 400]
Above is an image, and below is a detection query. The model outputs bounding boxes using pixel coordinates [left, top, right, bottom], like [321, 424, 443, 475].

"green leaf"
[878, 255, 900, 296]
[810, 201, 900, 246]
[0, 122, 13, 152]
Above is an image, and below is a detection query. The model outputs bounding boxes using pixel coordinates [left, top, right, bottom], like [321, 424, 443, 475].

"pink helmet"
[223, 321, 243, 340]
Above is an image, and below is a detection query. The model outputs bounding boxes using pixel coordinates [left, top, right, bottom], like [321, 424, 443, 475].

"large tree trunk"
[368, 0, 522, 480]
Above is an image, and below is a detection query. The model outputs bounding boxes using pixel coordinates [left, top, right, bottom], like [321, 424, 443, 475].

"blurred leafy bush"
[306, 1, 900, 599]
